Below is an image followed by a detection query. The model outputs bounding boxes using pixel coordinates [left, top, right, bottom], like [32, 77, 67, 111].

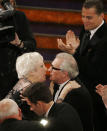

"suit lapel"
[53, 83, 59, 99]
[79, 22, 106, 54]
[57, 80, 71, 99]
[48, 102, 56, 117]
[53, 80, 70, 100]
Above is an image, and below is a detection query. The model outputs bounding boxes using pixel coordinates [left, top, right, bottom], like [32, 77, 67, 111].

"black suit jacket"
[74, 22, 107, 131]
[0, 118, 45, 131]
[53, 77, 93, 131]
[47, 102, 83, 131]
[75, 22, 107, 86]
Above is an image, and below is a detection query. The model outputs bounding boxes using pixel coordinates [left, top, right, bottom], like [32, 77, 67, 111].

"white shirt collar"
[54, 80, 70, 102]
[90, 20, 104, 39]
[59, 79, 70, 90]
[45, 102, 54, 118]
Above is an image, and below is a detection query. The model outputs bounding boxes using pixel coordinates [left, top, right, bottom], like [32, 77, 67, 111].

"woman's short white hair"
[16, 52, 43, 79]
[0, 99, 19, 120]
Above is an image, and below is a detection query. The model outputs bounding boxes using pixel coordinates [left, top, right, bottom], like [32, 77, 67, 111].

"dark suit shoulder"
[0, 119, 45, 131]
[66, 77, 92, 102]
[48, 102, 83, 131]
[64, 79, 93, 131]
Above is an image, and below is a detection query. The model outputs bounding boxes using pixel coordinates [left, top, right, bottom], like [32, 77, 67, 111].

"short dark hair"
[22, 82, 53, 104]
[83, 0, 104, 14]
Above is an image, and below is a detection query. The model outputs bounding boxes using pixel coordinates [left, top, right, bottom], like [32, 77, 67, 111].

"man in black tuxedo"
[57, 0, 107, 130]
[49, 52, 93, 131]
[22, 82, 83, 131]
[0, 99, 45, 131]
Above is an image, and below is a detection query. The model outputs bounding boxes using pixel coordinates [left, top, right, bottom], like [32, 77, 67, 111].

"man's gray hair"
[0, 99, 19, 120]
[56, 53, 79, 78]
[16, 52, 43, 79]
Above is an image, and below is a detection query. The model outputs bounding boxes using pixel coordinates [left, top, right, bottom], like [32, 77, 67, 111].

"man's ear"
[36, 101, 44, 106]
[36, 101, 46, 110]
[18, 108, 22, 120]
[63, 71, 69, 77]
[101, 13, 104, 19]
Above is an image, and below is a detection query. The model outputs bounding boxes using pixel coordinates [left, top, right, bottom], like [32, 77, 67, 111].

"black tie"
[79, 31, 91, 55]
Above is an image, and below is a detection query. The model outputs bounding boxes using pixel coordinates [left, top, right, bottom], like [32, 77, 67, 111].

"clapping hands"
[57, 30, 80, 54]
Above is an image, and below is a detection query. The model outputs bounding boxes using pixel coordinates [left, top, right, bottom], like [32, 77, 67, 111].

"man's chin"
[84, 26, 93, 31]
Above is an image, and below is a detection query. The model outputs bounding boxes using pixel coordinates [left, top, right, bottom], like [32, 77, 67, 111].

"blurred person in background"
[0, 0, 36, 99]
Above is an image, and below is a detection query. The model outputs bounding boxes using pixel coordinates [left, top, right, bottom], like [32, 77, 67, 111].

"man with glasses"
[49, 52, 94, 131]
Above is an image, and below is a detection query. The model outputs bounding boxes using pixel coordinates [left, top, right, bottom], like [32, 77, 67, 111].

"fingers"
[66, 30, 76, 45]
[57, 38, 66, 51]
[96, 84, 105, 96]
[76, 37, 80, 47]
[66, 30, 75, 40]
[10, 32, 20, 46]
[57, 38, 65, 46]
[96, 84, 104, 89]
[96, 89, 103, 96]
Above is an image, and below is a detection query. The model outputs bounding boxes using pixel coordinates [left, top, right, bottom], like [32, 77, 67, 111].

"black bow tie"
[54, 83, 59, 91]
[53, 83, 60, 99]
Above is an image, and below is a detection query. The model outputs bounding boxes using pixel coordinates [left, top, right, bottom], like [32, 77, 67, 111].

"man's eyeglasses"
[51, 65, 61, 71]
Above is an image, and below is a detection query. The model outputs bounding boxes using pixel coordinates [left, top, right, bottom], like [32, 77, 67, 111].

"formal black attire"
[0, 10, 36, 99]
[74, 22, 107, 131]
[0, 118, 45, 131]
[47, 102, 83, 131]
[53, 77, 94, 131]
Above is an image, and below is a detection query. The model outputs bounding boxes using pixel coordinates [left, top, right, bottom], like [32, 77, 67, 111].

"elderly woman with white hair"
[6, 52, 47, 120]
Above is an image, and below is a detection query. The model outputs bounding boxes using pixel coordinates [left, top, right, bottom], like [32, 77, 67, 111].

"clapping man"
[57, 0, 107, 130]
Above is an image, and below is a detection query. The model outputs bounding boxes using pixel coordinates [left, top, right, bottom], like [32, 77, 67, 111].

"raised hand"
[66, 30, 80, 50]
[57, 30, 80, 54]
[10, 32, 21, 46]
[96, 84, 107, 108]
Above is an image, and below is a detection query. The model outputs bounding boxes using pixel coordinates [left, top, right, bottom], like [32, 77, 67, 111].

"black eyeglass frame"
[51, 65, 61, 71]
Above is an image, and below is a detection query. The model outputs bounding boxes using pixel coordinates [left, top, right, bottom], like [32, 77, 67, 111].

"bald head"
[0, 99, 21, 123]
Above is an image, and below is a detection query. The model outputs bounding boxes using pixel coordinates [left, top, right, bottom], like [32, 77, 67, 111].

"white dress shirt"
[90, 20, 104, 39]
[54, 80, 70, 102]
